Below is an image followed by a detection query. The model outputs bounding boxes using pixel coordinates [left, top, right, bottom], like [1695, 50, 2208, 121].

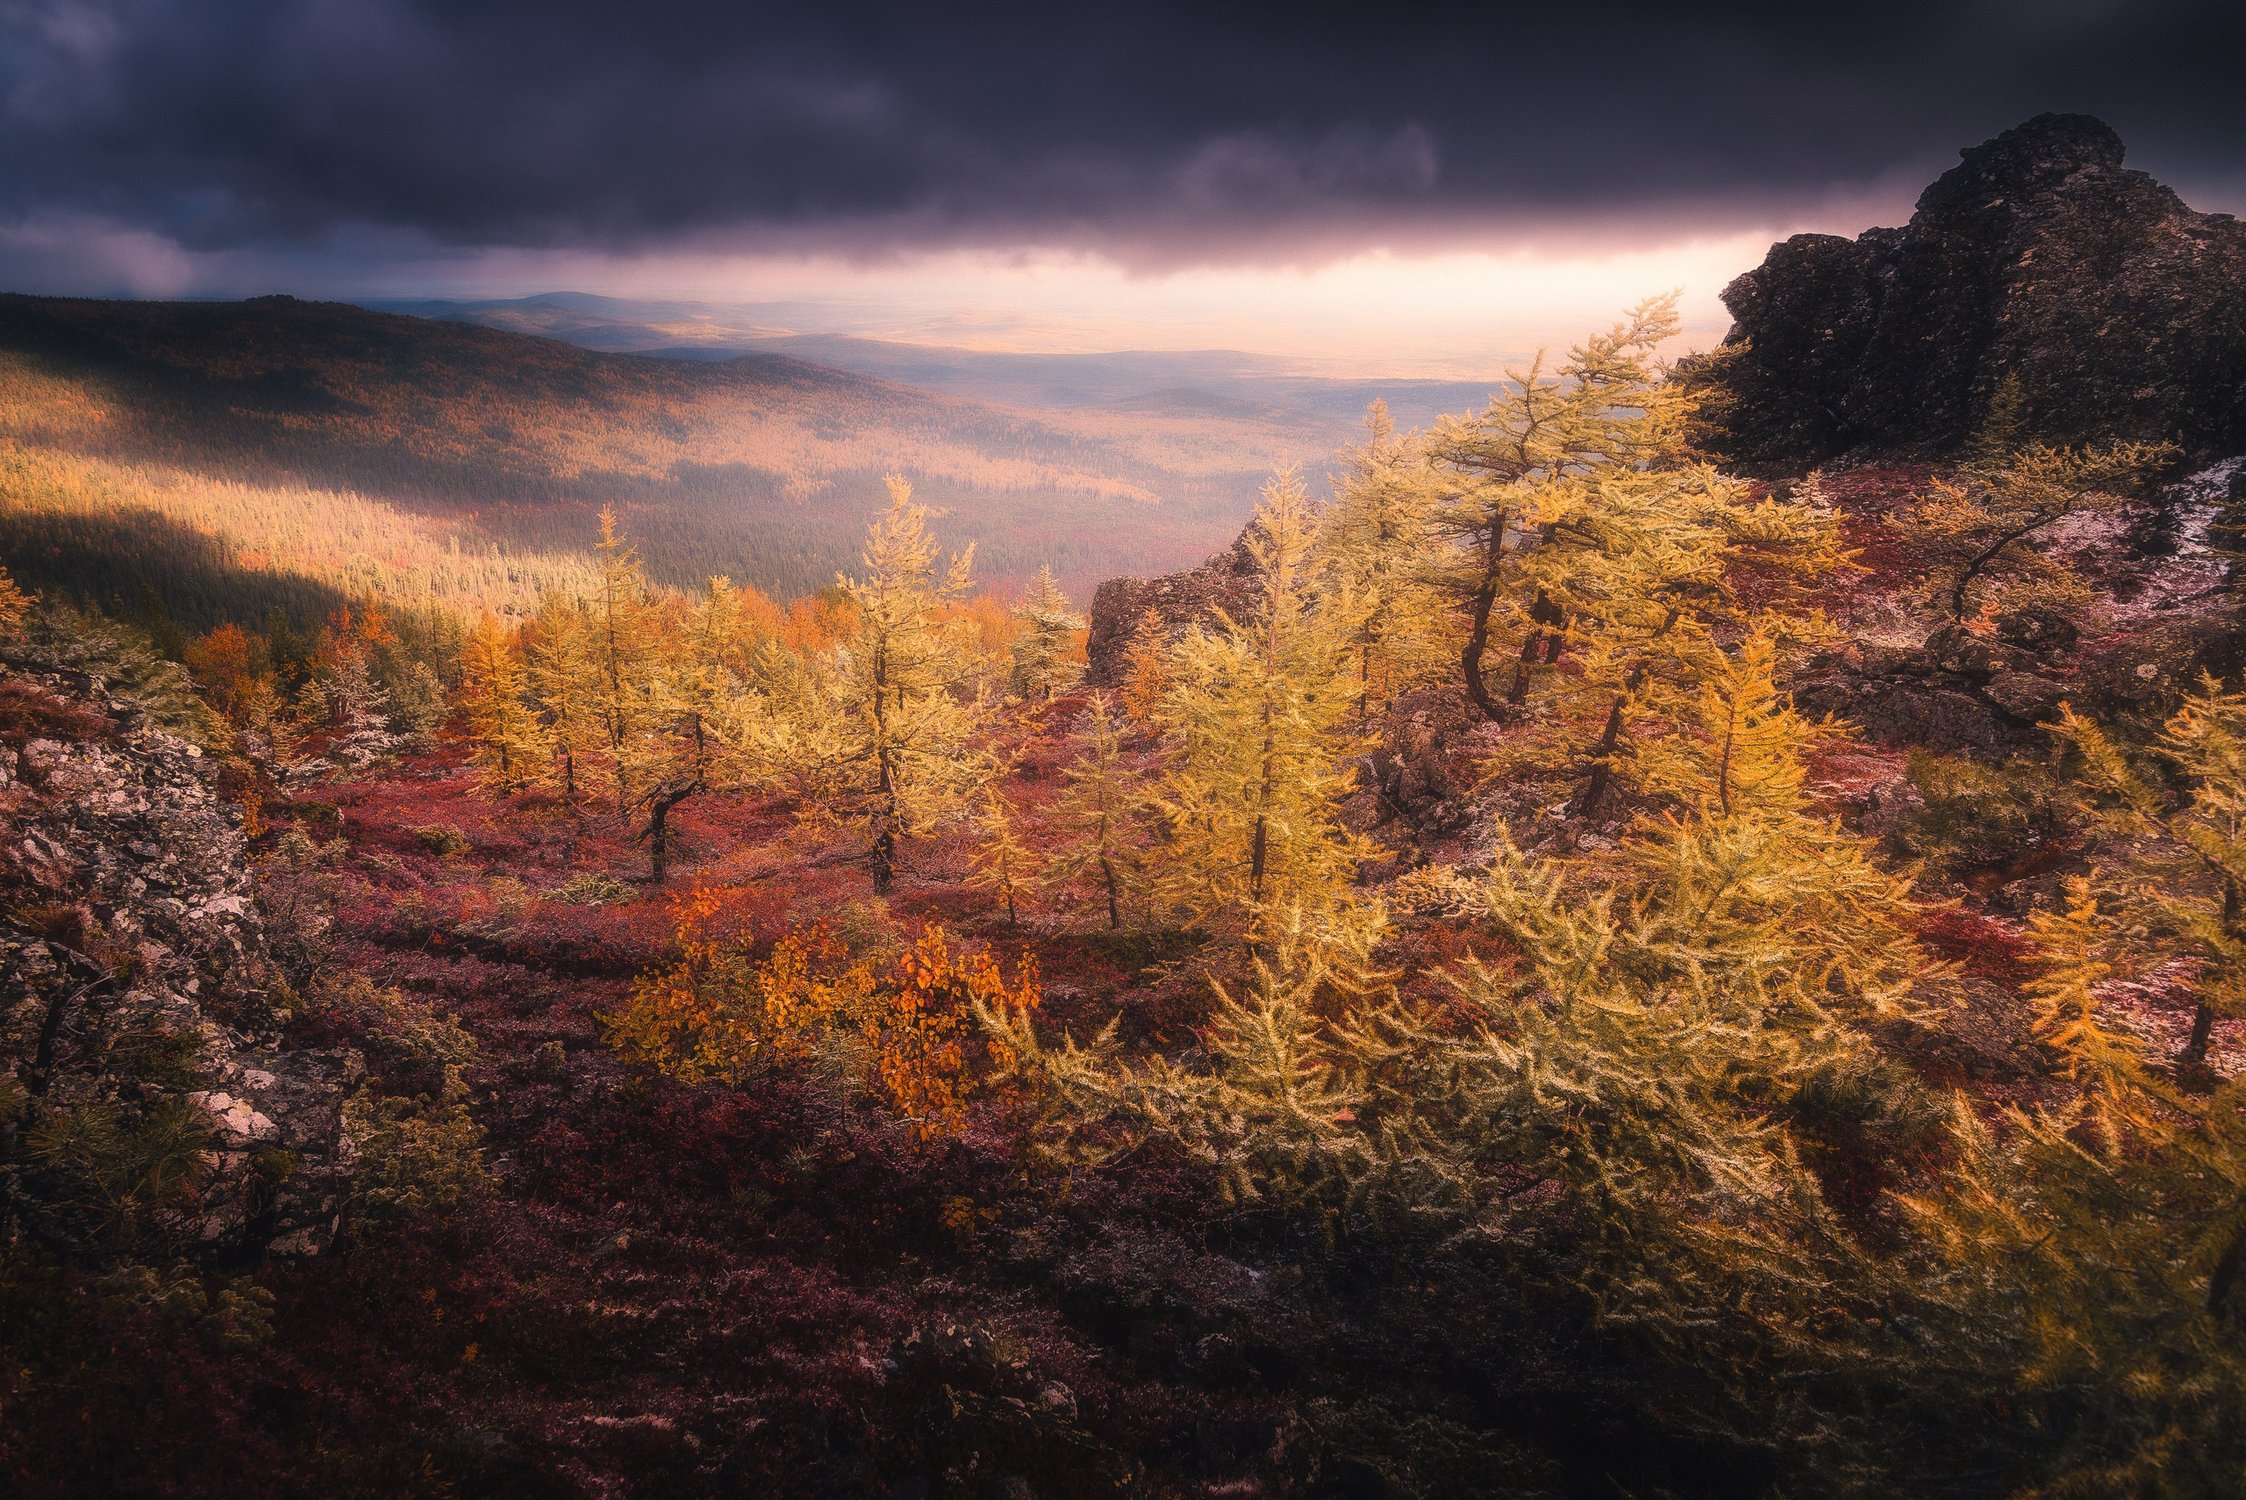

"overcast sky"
[3, 1, 2240, 367]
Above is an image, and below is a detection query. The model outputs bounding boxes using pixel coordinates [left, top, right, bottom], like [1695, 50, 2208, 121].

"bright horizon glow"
[5, 211, 1929, 375]
[560, 237, 1782, 376]
[12, 152, 2242, 377]
[350, 228, 1843, 375]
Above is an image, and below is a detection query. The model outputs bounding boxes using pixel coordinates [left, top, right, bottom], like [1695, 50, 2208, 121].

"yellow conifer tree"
[764, 477, 987, 893]
[1897, 438, 2172, 622]
[1118, 605, 1171, 728]
[0, 563, 32, 635]
[1152, 466, 1371, 937]
[1316, 401, 1450, 723]
[526, 592, 603, 800]
[1042, 692, 1146, 930]
[1426, 295, 1695, 721]
[966, 783, 1035, 928]
[459, 614, 544, 793]
[591, 505, 658, 812]
[1009, 565, 1082, 701]
[2057, 679, 2246, 1062]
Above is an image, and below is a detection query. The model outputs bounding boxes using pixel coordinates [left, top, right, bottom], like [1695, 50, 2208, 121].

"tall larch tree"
[320, 619, 402, 770]
[1316, 401, 1450, 724]
[592, 505, 658, 812]
[1042, 692, 1146, 930]
[967, 783, 1035, 928]
[1009, 565, 1082, 701]
[1426, 295, 1694, 722]
[630, 578, 761, 883]
[771, 476, 987, 893]
[526, 593, 603, 801]
[1119, 606, 1171, 727]
[1535, 463, 1847, 818]
[459, 614, 544, 792]
[1153, 466, 1371, 937]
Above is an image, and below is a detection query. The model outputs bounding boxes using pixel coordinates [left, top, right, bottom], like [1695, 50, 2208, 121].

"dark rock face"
[1709, 113, 2246, 467]
[1083, 530, 1265, 686]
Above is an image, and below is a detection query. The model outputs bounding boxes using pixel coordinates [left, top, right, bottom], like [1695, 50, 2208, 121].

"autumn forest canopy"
[6, 73, 2246, 1500]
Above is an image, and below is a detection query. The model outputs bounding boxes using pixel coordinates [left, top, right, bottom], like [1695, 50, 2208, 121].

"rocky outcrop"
[1707, 113, 2246, 468]
[1, 662, 357, 1259]
[1083, 529, 1266, 685]
[1794, 624, 2064, 757]
[1797, 459, 2246, 753]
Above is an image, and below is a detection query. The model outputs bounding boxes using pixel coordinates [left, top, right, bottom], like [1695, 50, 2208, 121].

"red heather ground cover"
[112, 730, 1335, 1498]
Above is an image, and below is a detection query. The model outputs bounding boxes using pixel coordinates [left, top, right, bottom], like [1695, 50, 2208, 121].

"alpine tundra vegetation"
[4, 54, 2246, 1500]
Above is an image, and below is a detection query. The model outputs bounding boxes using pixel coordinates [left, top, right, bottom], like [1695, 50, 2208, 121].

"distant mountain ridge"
[1707, 113, 2246, 467]
[365, 293, 1507, 431]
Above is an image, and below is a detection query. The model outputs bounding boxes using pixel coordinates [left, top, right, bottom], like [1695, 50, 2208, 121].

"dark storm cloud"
[2, 0, 2242, 272]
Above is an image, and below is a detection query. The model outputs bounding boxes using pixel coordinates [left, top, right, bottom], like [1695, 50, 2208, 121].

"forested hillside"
[0, 292, 1329, 623]
[371, 291, 1509, 429]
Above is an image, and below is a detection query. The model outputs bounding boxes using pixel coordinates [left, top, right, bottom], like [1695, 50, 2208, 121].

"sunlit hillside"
[0, 292, 1379, 623]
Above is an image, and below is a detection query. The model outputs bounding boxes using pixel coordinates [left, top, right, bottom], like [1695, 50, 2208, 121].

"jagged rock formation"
[1707, 113, 2246, 468]
[1083, 529, 1266, 685]
[0, 661, 357, 1259]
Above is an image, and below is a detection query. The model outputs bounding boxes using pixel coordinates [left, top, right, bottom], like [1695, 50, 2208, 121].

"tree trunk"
[642, 780, 698, 884]
[1573, 697, 1628, 821]
[2188, 881, 2243, 1066]
[1950, 510, 2056, 621]
[1461, 577, 1503, 721]
[1571, 663, 1651, 820]
[1101, 856, 1122, 931]
[1507, 633, 1540, 705]
[871, 825, 896, 895]
[1459, 517, 1509, 721]
[2182, 999, 2217, 1066]
[1508, 589, 1565, 705]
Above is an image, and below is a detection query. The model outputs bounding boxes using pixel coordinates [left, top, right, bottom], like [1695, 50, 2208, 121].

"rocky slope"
[0, 654, 356, 1260]
[1706, 113, 2246, 468]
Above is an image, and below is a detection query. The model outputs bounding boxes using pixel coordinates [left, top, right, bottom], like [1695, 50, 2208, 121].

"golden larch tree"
[459, 614, 545, 793]
[1042, 692, 1147, 930]
[1152, 466, 1371, 937]
[1009, 565, 1082, 701]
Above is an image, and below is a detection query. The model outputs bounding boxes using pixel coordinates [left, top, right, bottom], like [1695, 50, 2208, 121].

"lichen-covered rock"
[1993, 606, 2080, 655]
[1356, 687, 1479, 840]
[1792, 638, 2039, 757]
[0, 664, 358, 1260]
[1921, 624, 2031, 684]
[1705, 113, 2246, 467]
[1083, 530, 1265, 686]
[1983, 671, 2068, 725]
[2075, 612, 2246, 721]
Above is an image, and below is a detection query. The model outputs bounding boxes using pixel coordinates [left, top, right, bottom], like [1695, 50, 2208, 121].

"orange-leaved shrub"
[605, 883, 1040, 1138]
